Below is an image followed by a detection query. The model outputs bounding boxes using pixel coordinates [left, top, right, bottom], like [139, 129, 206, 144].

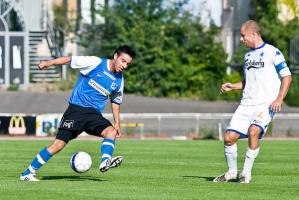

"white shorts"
[226, 104, 275, 139]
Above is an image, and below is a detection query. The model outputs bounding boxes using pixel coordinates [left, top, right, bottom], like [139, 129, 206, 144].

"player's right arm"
[220, 80, 245, 93]
[38, 56, 71, 70]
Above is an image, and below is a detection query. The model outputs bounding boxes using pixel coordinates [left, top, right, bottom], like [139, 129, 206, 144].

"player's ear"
[113, 53, 118, 60]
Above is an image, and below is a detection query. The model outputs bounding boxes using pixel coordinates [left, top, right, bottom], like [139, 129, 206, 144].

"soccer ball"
[70, 152, 92, 173]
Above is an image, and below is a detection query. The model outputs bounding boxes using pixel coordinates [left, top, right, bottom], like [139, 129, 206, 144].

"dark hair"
[114, 45, 136, 59]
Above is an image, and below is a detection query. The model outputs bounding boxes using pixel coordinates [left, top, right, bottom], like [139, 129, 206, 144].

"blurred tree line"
[230, 0, 299, 106]
[56, 0, 299, 106]
[77, 0, 227, 100]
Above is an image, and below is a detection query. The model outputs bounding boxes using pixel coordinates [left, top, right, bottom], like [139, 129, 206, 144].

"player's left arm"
[270, 75, 292, 112]
[111, 102, 121, 137]
[270, 49, 292, 112]
[110, 77, 124, 137]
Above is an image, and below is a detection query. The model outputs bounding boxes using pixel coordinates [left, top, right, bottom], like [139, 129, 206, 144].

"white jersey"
[241, 43, 291, 106]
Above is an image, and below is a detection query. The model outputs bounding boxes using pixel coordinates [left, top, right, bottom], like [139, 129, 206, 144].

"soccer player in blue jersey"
[213, 20, 292, 183]
[20, 45, 135, 181]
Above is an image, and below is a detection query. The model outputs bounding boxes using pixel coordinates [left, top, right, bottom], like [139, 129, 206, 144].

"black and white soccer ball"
[70, 152, 92, 173]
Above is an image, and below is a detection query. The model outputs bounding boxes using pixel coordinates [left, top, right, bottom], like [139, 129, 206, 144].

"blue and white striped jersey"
[68, 56, 124, 113]
[241, 43, 291, 106]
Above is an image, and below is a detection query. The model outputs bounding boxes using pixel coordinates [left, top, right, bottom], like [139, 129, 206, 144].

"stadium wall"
[1, 113, 299, 139]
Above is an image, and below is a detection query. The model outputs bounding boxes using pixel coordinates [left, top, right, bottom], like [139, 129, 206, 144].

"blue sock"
[22, 147, 53, 176]
[101, 138, 115, 162]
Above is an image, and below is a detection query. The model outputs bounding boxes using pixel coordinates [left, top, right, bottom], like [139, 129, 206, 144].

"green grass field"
[0, 139, 298, 200]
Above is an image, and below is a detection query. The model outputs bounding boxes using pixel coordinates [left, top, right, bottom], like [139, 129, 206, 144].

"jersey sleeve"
[70, 56, 102, 75]
[272, 49, 291, 77]
[110, 78, 124, 105]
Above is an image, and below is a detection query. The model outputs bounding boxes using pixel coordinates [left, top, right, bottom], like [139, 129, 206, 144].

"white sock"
[242, 147, 260, 176]
[224, 143, 238, 176]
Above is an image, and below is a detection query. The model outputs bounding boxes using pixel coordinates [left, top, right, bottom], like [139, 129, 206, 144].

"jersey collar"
[251, 42, 266, 51]
[107, 59, 116, 73]
[107, 59, 122, 75]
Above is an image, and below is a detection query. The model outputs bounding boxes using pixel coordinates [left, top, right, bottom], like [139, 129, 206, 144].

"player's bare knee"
[101, 127, 117, 139]
[223, 136, 234, 145]
[248, 126, 262, 138]
[224, 132, 238, 145]
[247, 131, 259, 139]
[48, 140, 66, 154]
[106, 130, 117, 139]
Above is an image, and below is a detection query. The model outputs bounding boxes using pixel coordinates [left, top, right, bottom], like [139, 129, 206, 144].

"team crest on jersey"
[111, 82, 117, 90]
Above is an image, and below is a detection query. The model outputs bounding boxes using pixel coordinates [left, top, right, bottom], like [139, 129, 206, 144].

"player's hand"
[114, 123, 121, 138]
[270, 98, 283, 112]
[38, 61, 49, 70]
[220, 83, 233, 93]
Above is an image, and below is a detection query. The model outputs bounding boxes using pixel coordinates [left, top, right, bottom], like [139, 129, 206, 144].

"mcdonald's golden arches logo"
[8, 116, 26, 135]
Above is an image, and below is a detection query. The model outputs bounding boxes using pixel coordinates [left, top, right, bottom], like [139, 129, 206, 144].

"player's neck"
[108, 59, 116, 73]
[254, 39, 264, 49]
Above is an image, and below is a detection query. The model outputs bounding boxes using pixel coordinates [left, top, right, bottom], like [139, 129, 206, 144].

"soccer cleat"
[20, 173, 40, 182]
[110, 156, 123, 169]
[99, 156, 123, 173]
[99, 158, 111, 173]
[213, 172, 238, 182]
[239, 174, 252, 184]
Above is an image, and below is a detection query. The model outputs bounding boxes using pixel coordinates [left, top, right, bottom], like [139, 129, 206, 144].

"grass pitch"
[0, 139, 298, 200]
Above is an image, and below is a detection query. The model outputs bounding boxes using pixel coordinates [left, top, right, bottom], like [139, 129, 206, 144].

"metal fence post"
[158, 115, 162, 135]
[218, 122, 223, 141]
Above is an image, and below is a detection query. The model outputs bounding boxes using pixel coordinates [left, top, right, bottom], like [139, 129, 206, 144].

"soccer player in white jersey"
[213, 20, 292, 183]
[20, 45, 135, 181]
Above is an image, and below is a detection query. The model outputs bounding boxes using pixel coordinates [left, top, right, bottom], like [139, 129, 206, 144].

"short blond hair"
[241, 20, 261, 35]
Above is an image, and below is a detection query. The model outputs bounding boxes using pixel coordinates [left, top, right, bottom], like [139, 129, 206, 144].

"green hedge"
[285, 75, 299, 107]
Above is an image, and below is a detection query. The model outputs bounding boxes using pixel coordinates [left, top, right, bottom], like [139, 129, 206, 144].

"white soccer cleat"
[110, 156, 123, 169]
[20, 173, 40, 182]
[239, 173, 252, 184]
[213, 172, 238, 182]
[99, 156, 123, 173]
[99, 158, 111, 173]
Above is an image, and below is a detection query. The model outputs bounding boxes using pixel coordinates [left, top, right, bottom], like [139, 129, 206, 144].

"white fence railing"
[104, 113, 299, 139]
[1, 113, 299, 139]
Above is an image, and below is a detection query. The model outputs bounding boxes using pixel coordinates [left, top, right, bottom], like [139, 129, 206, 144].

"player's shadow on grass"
[182, 175, 214, 182]
[182, 176, 238, 182]
[41, 175, 106, 182]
